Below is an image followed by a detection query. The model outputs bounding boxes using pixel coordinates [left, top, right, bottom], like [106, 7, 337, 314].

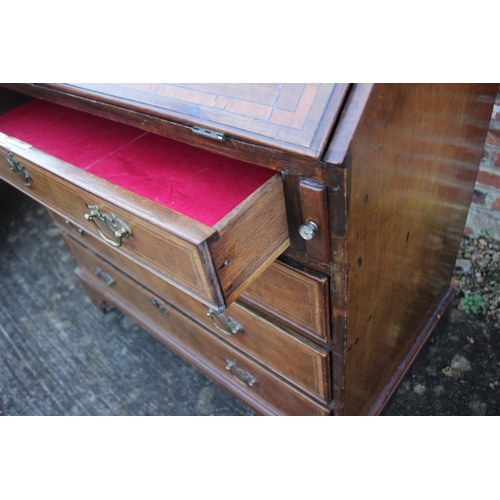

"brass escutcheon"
[150, 297, 168, 316]
[65, 220, 84, 237]
[84, 204, 132, 248]
[94, 267, 115, 287]
[225, 361, 257, 387]
[6, 152, 31, 187]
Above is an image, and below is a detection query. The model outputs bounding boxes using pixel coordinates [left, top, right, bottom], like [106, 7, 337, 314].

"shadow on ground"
[384, 308, 500, 416]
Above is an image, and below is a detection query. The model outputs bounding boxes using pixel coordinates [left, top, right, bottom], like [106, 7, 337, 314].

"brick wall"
[465, 85, 500, 240]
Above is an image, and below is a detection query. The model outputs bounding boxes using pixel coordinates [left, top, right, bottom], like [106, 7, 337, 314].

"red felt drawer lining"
[0, 100, 275, 226]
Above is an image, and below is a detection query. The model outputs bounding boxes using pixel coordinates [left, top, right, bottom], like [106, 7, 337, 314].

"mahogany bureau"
[0, 84, 496, 416]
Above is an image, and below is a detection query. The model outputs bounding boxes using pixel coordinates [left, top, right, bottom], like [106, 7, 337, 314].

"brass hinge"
[192, 126, 226, 142]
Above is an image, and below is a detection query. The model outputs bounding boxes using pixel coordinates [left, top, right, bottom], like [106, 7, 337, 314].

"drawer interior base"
[0, 99, 275, 226]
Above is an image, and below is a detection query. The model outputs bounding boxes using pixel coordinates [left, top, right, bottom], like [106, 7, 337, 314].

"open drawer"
[0, 100, 289, 310]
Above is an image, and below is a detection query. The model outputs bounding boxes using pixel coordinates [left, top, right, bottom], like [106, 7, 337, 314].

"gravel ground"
[453, 235, 500, 328]
[384, 234, 500, 416]
[384, 307, 500, 416]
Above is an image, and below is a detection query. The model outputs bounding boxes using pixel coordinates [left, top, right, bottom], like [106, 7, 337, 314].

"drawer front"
[0, 133, 288, 310]
[0, 145, 216, 305]
[50, 209, 330, 342]
[242, 260, 330, 342]
[75, 267, 331, 416]
[60, 228, 331, 403]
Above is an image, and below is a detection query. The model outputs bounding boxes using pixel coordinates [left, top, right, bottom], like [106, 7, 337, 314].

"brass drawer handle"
[225, 361, 257, 387]
[206, 308, 244, 336]
[84, 204, 132, 248]
[150, 297, 168, 316]
[6, 152, 31, 187]
[94, 267, 115, 287]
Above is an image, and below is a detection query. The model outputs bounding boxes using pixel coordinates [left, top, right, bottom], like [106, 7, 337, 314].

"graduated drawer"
[50, 210, 330, 343]
[242, 261, 330, 342]
[60, 228, 331, 403]
[0, 100, 289, 311]
[75, 267, 331, 416]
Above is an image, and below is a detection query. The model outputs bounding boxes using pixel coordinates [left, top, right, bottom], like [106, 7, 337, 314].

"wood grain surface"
[0, 143, 289, 310]
[59, 229, 330, 402]
[241, 259, 330, 342]
[340, 83, 498, 416]
[51, 206, 330, 343]
[0, 145, 221, 306]
[43, 83, 349, 157]
[75, 267, 331, 416]
[299, 179, 331, 263]
[213, 174, 290, 305]
[0, 84, 348, 181]
[2, 83, 496, 416]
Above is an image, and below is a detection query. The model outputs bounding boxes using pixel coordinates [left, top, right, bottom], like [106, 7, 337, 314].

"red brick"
[485, 130, 500, 147]
[482, 149, 492, 163]
[493, 197, 500, 212]
[477, 170, 500, 189]
[495, 152, 500, 168]
[493, 105, 500, 122]
[472, 189, 487, 205]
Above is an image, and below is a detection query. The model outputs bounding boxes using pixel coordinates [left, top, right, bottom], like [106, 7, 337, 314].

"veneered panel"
[343, 83, 498, 416]
[43, 83, 350, 158]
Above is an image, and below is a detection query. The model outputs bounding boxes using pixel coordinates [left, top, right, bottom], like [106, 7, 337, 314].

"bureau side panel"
[343, 83, 497, 416]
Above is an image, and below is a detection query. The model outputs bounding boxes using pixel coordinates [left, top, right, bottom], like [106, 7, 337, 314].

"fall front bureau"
[0, 83, 496, 415]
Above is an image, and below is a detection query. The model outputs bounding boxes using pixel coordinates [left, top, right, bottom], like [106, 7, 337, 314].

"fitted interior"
[0, 99, 275, 226]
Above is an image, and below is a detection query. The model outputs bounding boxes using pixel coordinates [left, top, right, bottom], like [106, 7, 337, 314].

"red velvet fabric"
[0, 100, 275, 226]
[0, 99, 143, 167]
